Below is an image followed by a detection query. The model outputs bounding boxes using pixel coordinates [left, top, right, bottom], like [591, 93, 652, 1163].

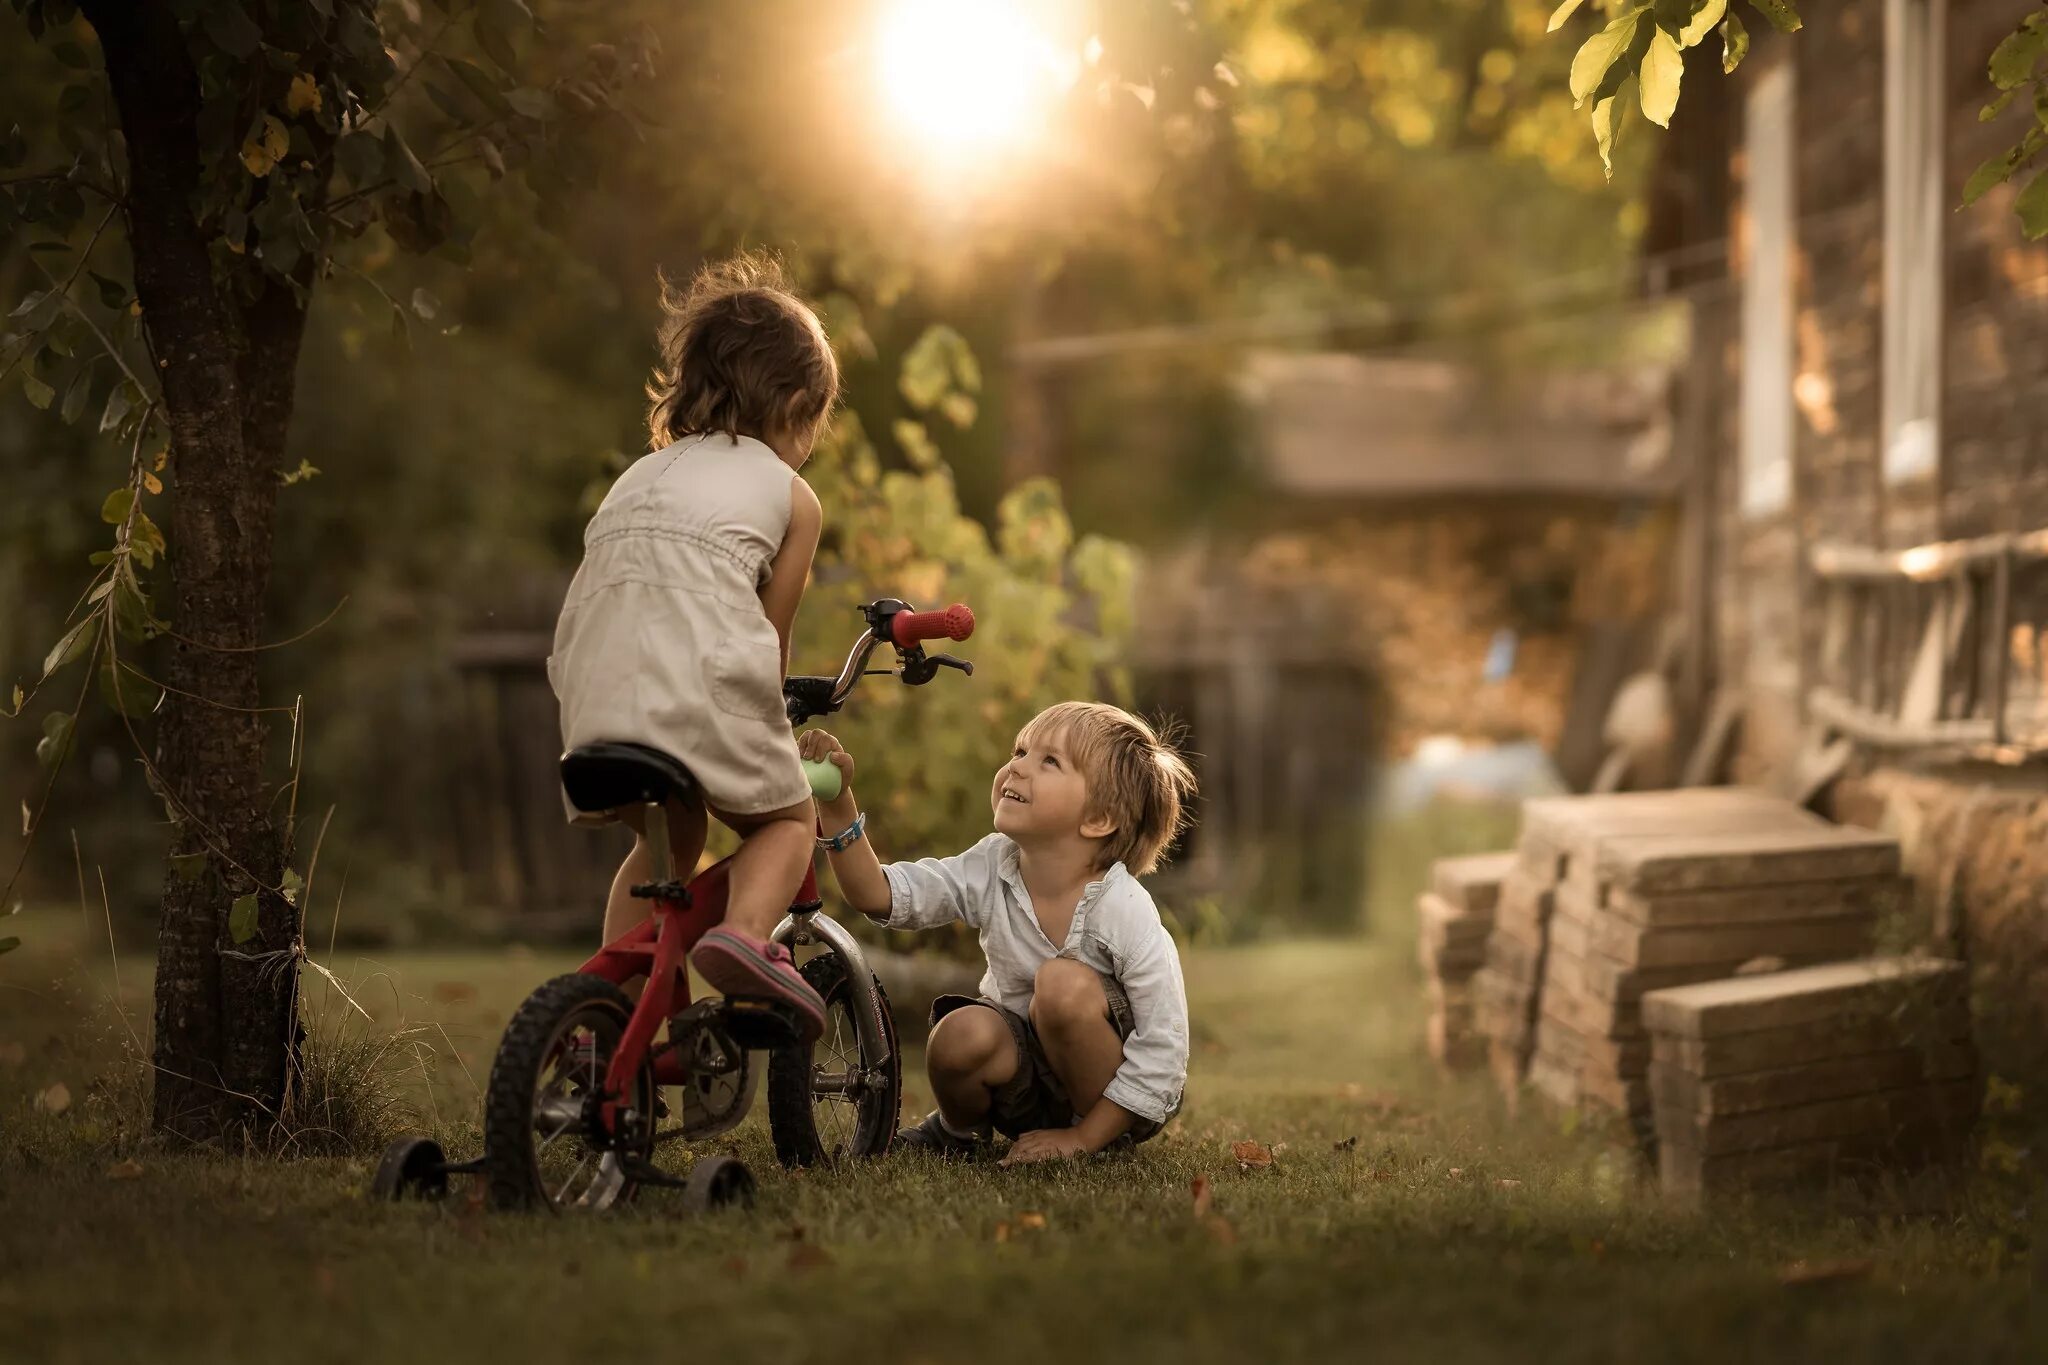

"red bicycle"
[371, 597, 975, 1212]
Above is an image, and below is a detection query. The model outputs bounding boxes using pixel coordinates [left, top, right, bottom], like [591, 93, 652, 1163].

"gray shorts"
[928, 969, 1176, 1147]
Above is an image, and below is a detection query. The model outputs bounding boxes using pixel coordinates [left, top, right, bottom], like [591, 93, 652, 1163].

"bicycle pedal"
[717, 999, 802, 1050]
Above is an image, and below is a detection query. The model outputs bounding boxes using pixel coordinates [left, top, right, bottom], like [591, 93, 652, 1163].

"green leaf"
[88, 271, 126, 310]
[892, 419, 942, 472]
[1747, 0, 1800, 34]
[382, 126, 432, 195]
[8, 683, 23, 714]
[100, 488, 133, 524]
[23, 374, 56, 410]
[1680, 0, 1727, 45]
[1983, 88, 2019, 122]
[1989, 26, 2048, 90]
[281, 868, 304, 907]
[2017, 168, 2048, 238]
[170, 852, 208, 882]
[202, 4, 264, 59]
[99, 382, 134, 435]
[229, 893, 260, 945]
[1571, 8, 1647, 107]
[42, 619, 95, 677]
[443, 57, 515, 117]
[98, 660, 161, 717]
[59, 366, 93, 425]
[35, 712, 74, 772]
[335, 131, 382, 188]
[1593, 94, 1622, 176]
[1721, 13, 1749, 71]
[1547, 0, 1589, 33]
[1640, 29, 1683, 127]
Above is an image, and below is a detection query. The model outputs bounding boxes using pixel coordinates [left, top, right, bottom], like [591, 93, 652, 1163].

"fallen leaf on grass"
[993, 1221, 1011, 1243]
[1447, 1167, 1466, 1180]
[432, 981, 478, 1004]
[1231, 1140, 1273, 1170]
[1332, 1136, 1358, 1152]
[1017, 1211, 1047, 1231]
[1494, 1178, 1522, 1190]
[787, 1243, 835, 1272]
[107, 1158, 144, 1180]
[1191, 1175, 1214, 1217]
[0, 1041, 25, 1067]
[1778, 1258, 1874, 1288]
[1204, 1215, 1238, 1246]
[34, 1082, 70, 1115]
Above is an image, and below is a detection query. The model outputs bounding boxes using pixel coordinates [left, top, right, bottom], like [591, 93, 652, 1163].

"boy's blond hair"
[1018, 702, 1197, 876]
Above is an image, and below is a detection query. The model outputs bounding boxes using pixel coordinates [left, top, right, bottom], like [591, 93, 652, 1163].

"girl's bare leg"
[708, 799, 814, 941]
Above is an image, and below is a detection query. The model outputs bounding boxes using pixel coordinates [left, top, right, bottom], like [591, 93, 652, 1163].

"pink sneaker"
[690, 927, 827, 1044]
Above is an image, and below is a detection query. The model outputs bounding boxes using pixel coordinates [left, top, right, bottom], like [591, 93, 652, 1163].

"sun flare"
[875, 0, 1064, 156]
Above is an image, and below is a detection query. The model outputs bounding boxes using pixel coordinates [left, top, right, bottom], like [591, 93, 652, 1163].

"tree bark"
[85, 0, 305, 1143]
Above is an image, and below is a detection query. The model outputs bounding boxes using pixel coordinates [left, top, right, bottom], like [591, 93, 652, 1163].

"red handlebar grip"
[891, 604, 975, 648]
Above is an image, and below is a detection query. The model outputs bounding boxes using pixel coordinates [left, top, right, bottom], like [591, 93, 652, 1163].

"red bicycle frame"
[575, 854, 824, 1113]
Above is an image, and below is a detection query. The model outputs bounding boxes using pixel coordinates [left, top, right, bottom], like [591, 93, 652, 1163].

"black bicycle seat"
[559, 742, 701, 814]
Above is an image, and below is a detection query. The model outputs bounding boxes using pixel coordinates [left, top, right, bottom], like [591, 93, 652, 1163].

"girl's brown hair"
[645, 251, 839, 452]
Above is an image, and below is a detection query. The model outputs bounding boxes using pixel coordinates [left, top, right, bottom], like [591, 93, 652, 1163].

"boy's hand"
[798, 728, 856, 788]
[998, 1128, 1093, 1166]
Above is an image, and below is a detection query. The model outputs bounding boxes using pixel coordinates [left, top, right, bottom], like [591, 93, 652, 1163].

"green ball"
[802, 758, 843, 802]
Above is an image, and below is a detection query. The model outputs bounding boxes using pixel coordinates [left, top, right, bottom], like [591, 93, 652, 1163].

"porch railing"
[1806, 529, 2048, 762]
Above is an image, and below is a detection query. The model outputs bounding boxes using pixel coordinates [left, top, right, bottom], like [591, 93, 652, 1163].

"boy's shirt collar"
[993, 834, 1129, 941]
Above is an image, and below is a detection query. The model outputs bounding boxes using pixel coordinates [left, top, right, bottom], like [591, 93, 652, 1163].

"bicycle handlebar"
[890, 604, 975, 648]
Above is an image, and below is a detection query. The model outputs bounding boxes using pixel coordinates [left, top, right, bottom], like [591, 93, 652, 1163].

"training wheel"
[371, 1136, 451, 1202]
[682, 1155, 756, 1213]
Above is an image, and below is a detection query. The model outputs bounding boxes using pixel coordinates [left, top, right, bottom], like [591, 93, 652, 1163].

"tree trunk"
[86, 1, 307, 1143]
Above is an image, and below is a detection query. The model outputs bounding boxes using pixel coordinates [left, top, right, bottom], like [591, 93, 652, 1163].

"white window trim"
[1739, 63, 1796, 520]
[1881, 0, 1945, 488]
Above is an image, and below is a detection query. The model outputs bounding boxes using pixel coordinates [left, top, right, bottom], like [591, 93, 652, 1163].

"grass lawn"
[2, 901, 2043, 1365]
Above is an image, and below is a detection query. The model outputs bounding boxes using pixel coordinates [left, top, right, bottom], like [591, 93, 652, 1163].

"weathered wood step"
[1649, 1042, 1980, 1119]
[1640, 957, 1969, 1039]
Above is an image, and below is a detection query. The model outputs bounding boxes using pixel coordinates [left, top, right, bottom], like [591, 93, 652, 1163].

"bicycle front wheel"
[766, 953, 901, 1168]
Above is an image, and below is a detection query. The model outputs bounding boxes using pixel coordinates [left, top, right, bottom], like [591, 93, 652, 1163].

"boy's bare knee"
[1029, 957, 1106, 1033]
[927, 1006, 1010, 1076]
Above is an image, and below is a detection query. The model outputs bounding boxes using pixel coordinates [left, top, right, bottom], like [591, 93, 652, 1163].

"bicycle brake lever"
[930, 653, 974, 676]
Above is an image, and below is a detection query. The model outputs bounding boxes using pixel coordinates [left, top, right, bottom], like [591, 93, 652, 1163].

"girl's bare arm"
[759, 476, 822, 675]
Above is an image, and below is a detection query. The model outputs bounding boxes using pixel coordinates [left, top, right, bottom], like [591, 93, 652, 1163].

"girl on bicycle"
[548, 252, 837, 1042]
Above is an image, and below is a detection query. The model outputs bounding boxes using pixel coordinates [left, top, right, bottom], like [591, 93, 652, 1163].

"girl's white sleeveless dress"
[548, 433, 811, 819]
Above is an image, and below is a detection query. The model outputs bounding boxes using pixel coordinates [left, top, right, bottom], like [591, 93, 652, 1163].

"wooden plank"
[1604, 875, 1908, 929]
[1590, 825, 1901, 894]
[1430, 852, 1516, 916]
[1653, 1079, 1980, 1156]
[1590, 913, 1878, 969]
[1649, 1042, 1980, 1119]
[1651, 1005, 1973, 1078]
[1640, 957, 1969, 1038]
[1417, 892, 1493, 944]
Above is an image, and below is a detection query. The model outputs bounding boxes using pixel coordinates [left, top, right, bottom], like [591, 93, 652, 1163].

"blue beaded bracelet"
[817, 809, 866, 853]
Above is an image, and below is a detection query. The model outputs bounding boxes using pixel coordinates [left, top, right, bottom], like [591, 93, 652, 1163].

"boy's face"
[991, 723, 1112, 845]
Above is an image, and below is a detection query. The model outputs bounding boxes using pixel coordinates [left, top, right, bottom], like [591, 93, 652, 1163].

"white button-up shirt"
[883, 833, 1189, 1124]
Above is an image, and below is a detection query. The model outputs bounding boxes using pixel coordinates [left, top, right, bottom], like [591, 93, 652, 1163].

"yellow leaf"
[286, 73, 323, 115]
[240, 141, 274, 177]
[262, 114, 289, 160]
[108, 1158, 145, 1179]
[1017, 1211, 1047, 1230]
[143, 472, 162, 495]
[1639, 28, 1683, 128]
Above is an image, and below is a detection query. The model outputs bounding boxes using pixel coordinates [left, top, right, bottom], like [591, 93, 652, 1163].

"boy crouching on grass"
[798, 702, 1197, 1164]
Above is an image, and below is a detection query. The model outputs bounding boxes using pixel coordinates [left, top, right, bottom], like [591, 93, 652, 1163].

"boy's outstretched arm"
[799, 730, 891, 918]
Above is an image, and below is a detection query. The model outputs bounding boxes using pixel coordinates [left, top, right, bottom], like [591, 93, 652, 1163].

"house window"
[1881, 0, 1945, 487]
[1739, 63, 1795, 519]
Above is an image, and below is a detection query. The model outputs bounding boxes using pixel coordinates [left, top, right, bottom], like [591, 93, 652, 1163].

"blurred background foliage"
[1, 0, 1648, 941]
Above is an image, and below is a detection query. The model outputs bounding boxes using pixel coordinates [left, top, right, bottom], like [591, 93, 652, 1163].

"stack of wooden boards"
[1416, 852, 1514, 1069]
[1473, 790, 1910, 1127]
[1643, 958, 1979, 1203]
